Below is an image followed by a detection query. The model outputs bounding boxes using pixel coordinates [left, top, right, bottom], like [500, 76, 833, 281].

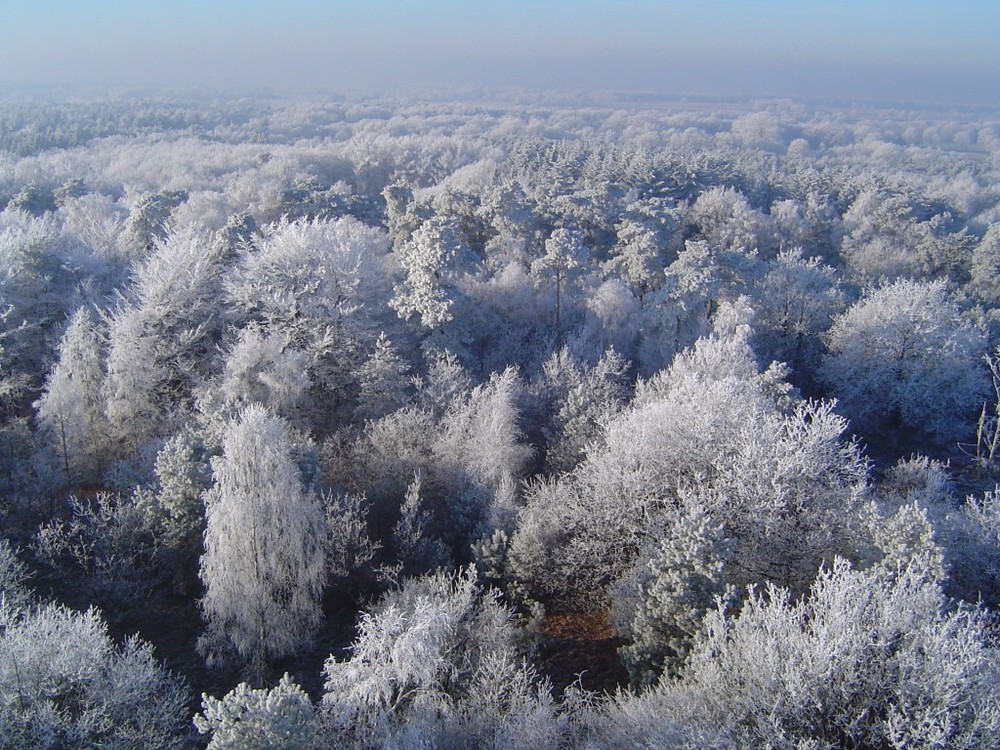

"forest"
[1, 89, 1000, 749]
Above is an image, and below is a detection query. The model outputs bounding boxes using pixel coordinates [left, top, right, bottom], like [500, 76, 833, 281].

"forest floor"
[125, 586, 629, 709]
[143, 591, 362, 707]
[537, 610, 629, 697]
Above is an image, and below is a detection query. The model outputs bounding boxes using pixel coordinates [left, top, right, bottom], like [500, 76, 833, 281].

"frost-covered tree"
[0, 602, 189, 750]
[571, 278, 641, 362]
[952, 484, 1000, 606]
[592, 558, 1000, 750]
[822, 278, 986, 443]
[606, 215, 665, 301]
[219, 210, 257, 253]
[838, 188, 972, 283]
[434, 366, 532, 493]
[730, 110, 784, 150]
[134, 429, 213, 555]
[382, 181, 426, 251]
[512, 308, 866, 606]
[846, 455, 1000, 606]
[336, 405, 436, 507]
[636, 238, 741, 375]
[322, 491, 379, 586]
[231, 216, 392, 333]
[0, 208, 76, 379]
[124, 190, 187, 253]
[353, 331, 410, 421]
[478, 179, 541, 268]
[431, 366, 534, 549]
[969, 223, 1000, 304]
[199, 405, 326, 681]
[390, 215, 474, 331]
[433, 186, 492, 255]
[102, 303, 166, 452]
[0, 540, 31, 612]
[392, 473, 449, 576]
[864, 501, 945, 583]
[103, 225, 229, 452]
[34, 307, 107, 483]
[195, 673, 317, 750]
[688, 186, 771, 256]
[58, 192, 131, 276]
[750, 248, 846, 381]
[770, 193, 843, 261]
[531, 227, 589, 343]
[617, 501, 733, 687]
[541, 347, 630, 473]
[219, 323, 311, 418]
[839, 188, 914, 279]
[322, 567, 561, 750]
[33, 491, 156, 613]
[226, 216, 393, 417]
[414, 348, 473, 418]
[8, 183, 56, 216]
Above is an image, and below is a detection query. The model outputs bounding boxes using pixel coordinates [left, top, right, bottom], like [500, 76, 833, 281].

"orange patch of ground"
[536, 609, 629, 696]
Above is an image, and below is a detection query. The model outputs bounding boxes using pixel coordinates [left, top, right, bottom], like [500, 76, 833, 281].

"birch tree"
[34, 307, 107, 483]
[199, 405, 326, 682]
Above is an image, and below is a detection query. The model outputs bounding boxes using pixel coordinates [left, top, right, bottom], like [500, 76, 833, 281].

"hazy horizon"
[3, 1, 998, 107]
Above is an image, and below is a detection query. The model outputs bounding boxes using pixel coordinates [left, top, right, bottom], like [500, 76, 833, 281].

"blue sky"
[2, 1, 998, 104]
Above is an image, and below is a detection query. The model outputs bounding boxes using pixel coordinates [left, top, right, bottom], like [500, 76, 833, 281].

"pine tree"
[195, 674, 317, 750]
[354, 331, 410, 421]
[390, 216, 471, 330]
[620, 502, 732, 686]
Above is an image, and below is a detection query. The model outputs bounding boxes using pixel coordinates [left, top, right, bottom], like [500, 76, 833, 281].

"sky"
[2, 0, 998, 106]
